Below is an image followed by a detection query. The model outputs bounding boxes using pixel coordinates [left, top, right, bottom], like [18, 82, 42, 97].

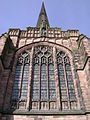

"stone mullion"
[47, 60, 49, 110]
[26, 46, 34, 110]
[18, 60, 25, 100]
[39, 61, 41, 110]
[17, 59, 25, 109]
[53, 47, 61, 110]
[63, 58, 70, 110]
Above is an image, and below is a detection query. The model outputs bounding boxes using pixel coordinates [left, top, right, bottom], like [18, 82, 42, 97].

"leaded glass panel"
[58, 63, 67, 100]
[57, 50, 77, 110]
[65, 63, 76, 101]
[41, 64, 47, 101]
[12, 46, 78, 111]
[32, 64, 39, 101]
[12, 64, 22, 101]
[11, 52, 30, 109]
[31, 46, 57, 110]
[48, 64, 56, 100]
[20, 64, 30, 100]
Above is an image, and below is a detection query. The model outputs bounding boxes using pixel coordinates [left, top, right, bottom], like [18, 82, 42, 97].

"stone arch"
[4, 41, 83, 111]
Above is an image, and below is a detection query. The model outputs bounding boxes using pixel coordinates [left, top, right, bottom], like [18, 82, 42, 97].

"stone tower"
[0, 2, 90, 120]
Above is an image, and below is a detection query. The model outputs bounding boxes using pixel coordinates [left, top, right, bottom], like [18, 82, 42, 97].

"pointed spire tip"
[36, 2, 50, 28]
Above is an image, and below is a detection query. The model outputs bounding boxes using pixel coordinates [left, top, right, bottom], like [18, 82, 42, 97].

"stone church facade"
[0, 3, 90, 120]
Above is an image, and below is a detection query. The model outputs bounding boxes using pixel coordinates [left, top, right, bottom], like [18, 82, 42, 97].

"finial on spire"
[42, 0, 44, 3]
[36, 2, 50, 28]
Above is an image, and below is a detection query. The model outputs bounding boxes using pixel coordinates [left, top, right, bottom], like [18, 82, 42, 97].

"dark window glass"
[57, 51, 77, 110]
[11, 53, 30, 106]
[12, 46, 77, 111]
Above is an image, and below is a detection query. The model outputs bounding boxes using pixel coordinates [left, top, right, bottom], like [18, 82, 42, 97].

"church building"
[0, 2, 90, 120]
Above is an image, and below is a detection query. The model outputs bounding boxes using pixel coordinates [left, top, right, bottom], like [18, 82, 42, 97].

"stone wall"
[1, 114, 90, 120]
[0, 28, 90, 120]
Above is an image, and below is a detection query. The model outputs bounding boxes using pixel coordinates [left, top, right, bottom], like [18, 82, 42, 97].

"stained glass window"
[57, 51, 77, 110]
[64, 57, 76, 101]
[11, 52, 30, 109]
[32, 63, 39, 101]
[20, 64, 30, 100]
[12, 64, 22, 101]
[41, 64, 47, 101]
[48, 64, 56, 100]
[12, 46, 78, 111]
[31, 46, 57, 110]
[58, 63, 67, 101]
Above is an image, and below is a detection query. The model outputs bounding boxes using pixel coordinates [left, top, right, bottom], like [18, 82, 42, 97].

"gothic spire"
[36, 2, 50, 28]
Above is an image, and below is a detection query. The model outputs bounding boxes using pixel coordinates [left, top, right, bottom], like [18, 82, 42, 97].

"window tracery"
[11, 45, 78, 111]
[57, 50, 77, 110]
[31, 46, 57, 110]
[11, 52, 30, 109]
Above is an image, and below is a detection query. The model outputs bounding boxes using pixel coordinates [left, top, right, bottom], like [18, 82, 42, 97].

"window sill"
[2, 109, 86, 115]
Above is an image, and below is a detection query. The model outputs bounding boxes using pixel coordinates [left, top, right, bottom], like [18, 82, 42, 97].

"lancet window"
[57, 51, 77, 110]
[31, 46, 57, 110]
[11, 52, 30, 109]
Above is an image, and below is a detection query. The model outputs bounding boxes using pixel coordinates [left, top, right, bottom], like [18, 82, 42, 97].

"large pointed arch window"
[11, 45, 78, 111]
[11, 52, 30, 109]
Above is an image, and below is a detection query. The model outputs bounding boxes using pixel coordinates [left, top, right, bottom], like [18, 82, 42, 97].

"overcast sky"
[0, 0, 90, 38]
